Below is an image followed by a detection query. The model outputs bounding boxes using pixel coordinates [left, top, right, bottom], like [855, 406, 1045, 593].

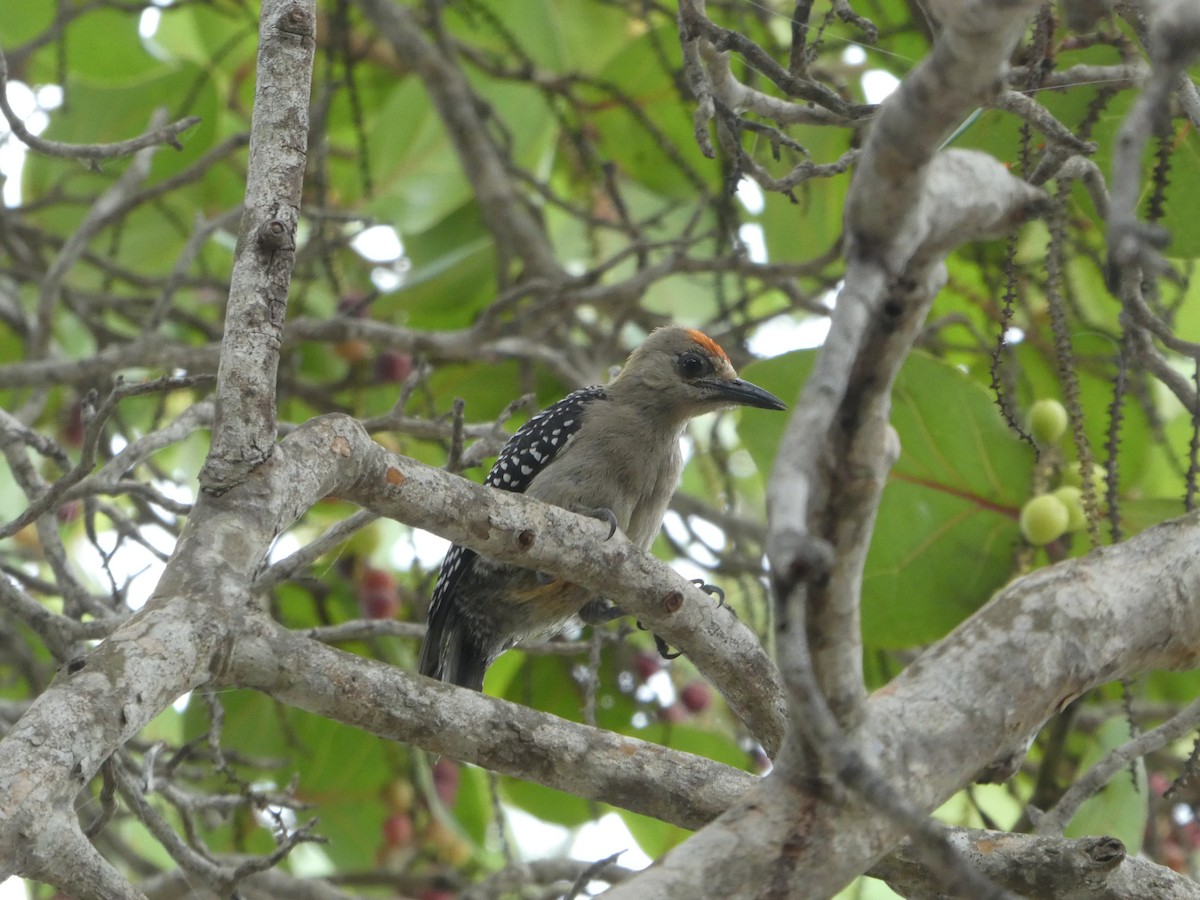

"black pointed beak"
[707, 378, 787, 411]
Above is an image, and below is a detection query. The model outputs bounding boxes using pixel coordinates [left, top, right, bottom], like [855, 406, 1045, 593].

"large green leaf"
[591, 26, 713, 199]
[1064, 717, 1148, 853]
[183, 691, 393, 871]
[759, 123, 853, 264]
[1, 3, 54, 50]
[740, 349, 1034, 649]
[868, 355, 1031, 645]
[365, 79, 476, 234]
[57, 8, 160, 86]
[151, 1, 258, 69]
[446, 0, 632, 75]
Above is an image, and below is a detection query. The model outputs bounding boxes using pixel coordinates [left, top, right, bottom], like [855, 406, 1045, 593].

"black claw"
[598, 508, 618, 541]
[576, 505, 619, 540]
[691, 578, 725, 607]
[653, 633, 681, 660]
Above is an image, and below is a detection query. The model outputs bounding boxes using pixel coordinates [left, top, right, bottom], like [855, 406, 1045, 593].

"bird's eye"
[678, 352, 708, 379]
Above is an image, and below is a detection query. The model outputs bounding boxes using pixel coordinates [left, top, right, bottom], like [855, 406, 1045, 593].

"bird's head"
[612, 326, 786, 421]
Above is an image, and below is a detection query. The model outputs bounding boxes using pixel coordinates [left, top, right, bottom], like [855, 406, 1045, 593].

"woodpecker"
[418, 326, 786, 690]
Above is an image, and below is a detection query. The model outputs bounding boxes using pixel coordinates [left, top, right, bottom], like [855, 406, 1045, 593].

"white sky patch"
[350, 225, 410, 292]
[0, 877, 24, 900]
[735, 178, 765, 215]
[569, 813, 652, 871]
[410, 528, 451, 568]
[1004, 326, 1025, 344]
[661, 510, 690, 547]
[139, 6, 161, 36]
[506, 806, 574, 859]
[89, 524, 176, 611]
[636, 668, 676, 708]
[1, 82, 60, 207]
[153, 476, 196, 507]
[749, 308, 833, 355]
[370, 266, 405, 292]
[862, 69, 901, 105]
[689, 516, 726, 553]
[351, 224, 404, 262]
[738, 222, 768, 264]
[268, 532, 301, 564]
[138, 0, 173, 38]
[842, 45, 867, 66]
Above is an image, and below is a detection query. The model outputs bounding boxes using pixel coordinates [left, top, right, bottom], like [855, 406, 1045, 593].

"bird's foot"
[635, 619, 682, 660]
[691, 578, 726, 608]
[691, 579, 736, 618]
[652, 632, 682, 660]
[572, 504, 619, 541]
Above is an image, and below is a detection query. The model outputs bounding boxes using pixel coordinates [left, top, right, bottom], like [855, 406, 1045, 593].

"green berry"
[1061, 462, 1107, 496]
[1052, 485, 1087, 533]
[1020, 494, 1070, 546]
[1029, 399, 1068, 446]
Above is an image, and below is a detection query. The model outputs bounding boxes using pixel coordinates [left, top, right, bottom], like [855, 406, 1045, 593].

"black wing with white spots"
[484, 385, 608, 493]
[418, 386, 609, 688]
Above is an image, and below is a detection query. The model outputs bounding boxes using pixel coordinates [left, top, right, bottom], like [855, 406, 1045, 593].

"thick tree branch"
[874, 826, 1200, 900]
[765, 0, 1046, 731]
[0, 411, 768, 894]
[608, 509, 1200, 898]
[231, 619, 753, 829]
[325, 416, 788, 755]
[199, 0, 316, 493]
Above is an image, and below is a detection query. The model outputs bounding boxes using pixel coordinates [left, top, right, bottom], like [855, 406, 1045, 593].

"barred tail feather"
[418, 601, 489, 691]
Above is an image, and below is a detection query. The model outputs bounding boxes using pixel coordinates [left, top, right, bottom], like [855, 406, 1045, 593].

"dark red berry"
[679, 681, 712, 714]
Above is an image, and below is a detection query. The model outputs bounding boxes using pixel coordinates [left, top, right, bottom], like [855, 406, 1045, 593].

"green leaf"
[1157, 123, 1200, 258]
[1064, 717, 1148, 853]
[758, 125, 852, 263]
[151, 2, 258, 69]
[446, 0, 633, 75]
[740, 350, 1034, 648]
[502, 778, 594, 827]
[1, 3, 54, 49]
[59, 8, 160, 86]
[183, 691, 393, 871]
[591, 26, 714, 199]
[447, 763, 493, 846]
[866, 355, 1031, 646]
[365, 79, 476, 234]
[24, 60, 221, 198]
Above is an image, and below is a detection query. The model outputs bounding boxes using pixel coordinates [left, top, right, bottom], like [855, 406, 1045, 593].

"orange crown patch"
[685, 328, 730, 363]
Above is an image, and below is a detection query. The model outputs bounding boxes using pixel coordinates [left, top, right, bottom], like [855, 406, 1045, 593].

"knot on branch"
[1083, 835, 1125, 869]
[256, 219, 294, 253]
[276, 5, 315, 36]
[662, 591, 684, 614]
